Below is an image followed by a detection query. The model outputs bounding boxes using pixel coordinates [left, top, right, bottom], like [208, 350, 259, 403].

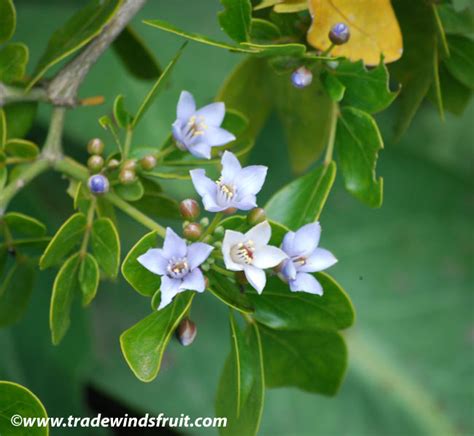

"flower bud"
[88, 174, 109, 195]
[329, 22, 350, 45]
[139, 155, 157, 171]
[87, 138, 104, 155]
[180, 199, 200, 220]
[183, 222, 202, 241]
[176, 318, 197, 347]
[119, 169, 136, 185]
[122, 159, 137, 170]
[87, 155, 104, 173]
[247, 207, 266, 226]
[235, 271, 248, 285]
[291, 66, 313, 89]
[200, 217, 209, 227]
[223, 207, 237, 215]
[107, 158, 120, 170]
[214, 226, 224, 237]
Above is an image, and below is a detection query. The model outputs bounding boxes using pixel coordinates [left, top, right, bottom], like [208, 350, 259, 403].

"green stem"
[80, 197, 96, 257]
[0, 84, 48, 107]
[155, 143, 176, 162]
[211, 264, 234, 277]
[201, 212, 224, 240]
[122, 127, 133, 161]
[42, 107, 66, 160]
[322, 43, 335, 57]
[323, 102, 338, 166]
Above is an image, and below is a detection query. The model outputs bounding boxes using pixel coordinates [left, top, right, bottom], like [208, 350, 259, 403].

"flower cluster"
[137, 91, 337, 309]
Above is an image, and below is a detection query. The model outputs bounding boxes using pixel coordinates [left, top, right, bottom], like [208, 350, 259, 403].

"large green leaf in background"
[0, 0, 15, 44]
[218, 0, 252, 43]
[0, 43, 28, 84]
[0, 381, 48, 436]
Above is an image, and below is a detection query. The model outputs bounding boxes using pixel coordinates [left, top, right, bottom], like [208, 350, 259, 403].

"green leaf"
[217, 58, 273, 139]
[444, 35, 474, 90]
[39, 213, 87, 270]
[248, 273, 354, 331]
[431, 44, 444, 120]
[3, 211, 46, 237]
[390, 0, 437, 138]
[434, 63, 472, 116]
[216, 313, 264, 436]
[112, 25, 161, 81]
[218, 0, 252, 43]
[265, 161, 336, 229]
[438, 4, 474, 35]
[0, 42, 28, 84]
[3, 102, 38, 139]
[4, 138, 39, 159]
[259, 324, 347, 396]
[50, 252, 81, 345]
[121, 231, 160, 297]
[120, 293, 194, 382]
[114, 179, 144, 201]
[334, 60, 397, 113]
[132, 42, 187, 128]
[0, 108, 6, 147]
[207, 270, 254, 314]
[270, 70, 334, 173]
[0, 0, 16, 44]
[79, 253, 99, 306]
[113, 94, 133, 128]
[250, 18, 281, 43]
[0, 381, 48, 436]
[91, 218, 120, 277]
[0, 259, 35, 327]
[129, 180, 180, 220]
[321, 71, 345, 102]
[30, 0, 121, 88]
[336, 107, 383, 208]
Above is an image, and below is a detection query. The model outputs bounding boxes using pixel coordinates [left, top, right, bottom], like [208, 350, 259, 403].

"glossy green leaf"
[0, 42, 28, 84]
[79, 253, 99, 306]
[216, 313, 264, 436]
[444, 35, 474, 90]
[434, 64, 472, 116]
[260, 324, 347, 395]
[30, 0, 121, 88]
[218, 0, 252, 43]
[113, 94, 133, 128]
[112, 25, 161, 80]
[207, 270, 254, 314]
[91, 218, 120, 277]
[115, 178, 144, 201]
[3, 102, 38, 139]
[0, 0, 15, 44]
[250, 18, 281, 43]
[0, 108, 6, 147]
[431, 44, 444, 120]
[3, 211, 46, 237]
[265, 161, 336, 230]
[218, 59, 272, 138]
[120, 293, 193, 382]
[270, 70, 334, 173]
[321, 71, 345, 102]
[336, 107, 383, 208]
[0, 259, 35, 327]
[438, 4, 474, 35]
[335, 60, 398, 113]
[248, 273, 354, 331]
[0, 247, 7, 277]
[0, 381, 48, 436]
[39, 213, 87, 270]
[130, 189, 180, 220]
[390, 0, 437, 138]
[121, 231, 161, 297]
[4, 138, 39, 159]
[50, 252, 81, 345]
[132, 42, 187, 128]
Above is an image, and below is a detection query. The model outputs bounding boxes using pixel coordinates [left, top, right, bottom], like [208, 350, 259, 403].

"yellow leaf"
[307, 0, 403, 66]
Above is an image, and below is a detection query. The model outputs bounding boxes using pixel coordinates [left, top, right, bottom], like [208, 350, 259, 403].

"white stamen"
[231, 240, 255, 265]
[167, 257, 189, 279]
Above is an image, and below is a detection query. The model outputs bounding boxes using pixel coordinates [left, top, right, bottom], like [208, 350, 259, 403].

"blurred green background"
[0, 0, 473, 435]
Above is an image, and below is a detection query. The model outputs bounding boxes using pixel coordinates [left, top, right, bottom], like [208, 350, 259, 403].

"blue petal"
[293, 222, 321, 257]
[137, 248, 168, 275]
[204, 126, 236, 147]
[195, 102, 225, 126]
[281, 259, 297, 281]
[177, 90, 196, 121]
[159, 276, 182, 309]
[181, 268, 206, 293]
[163, 227, 187, 259]
[190, 169, 216, 198]
[299, 248, 337, 273]
[289, 272, 323, 295]
[189, 142, 212, 159]
[187, 242, 214, 270]
[234, 195, 257, 211]
[281, 231, 296, 256]
[237, 165, 267, 197]
[221, 151, 241, 182]
[172, 120, 188, 148]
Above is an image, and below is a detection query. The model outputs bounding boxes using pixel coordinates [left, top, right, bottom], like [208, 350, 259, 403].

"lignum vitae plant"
[0, 0, 472, 433]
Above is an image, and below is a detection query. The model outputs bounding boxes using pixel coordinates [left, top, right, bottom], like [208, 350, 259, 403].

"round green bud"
[87, 138, 104, 155]
[180, 199, 200, 220]
[176, 318, 197, 347]
[247, 207, 266, 226]
[200, 217, 209, 227]
[183, 222, 202, 241]
[119, 169, 136, 185]
[87, 155, 104, 173]
[122, 159, 137, 171]
[140, 155, 157, 171]
[107, 158, 120, 170]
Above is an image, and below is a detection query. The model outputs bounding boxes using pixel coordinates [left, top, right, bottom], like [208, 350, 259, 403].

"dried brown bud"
[87, 138, 104, 155]
[183, 222, 202, 241]
[176, 318, 197, 346]
[179, 199, 200, 220]
[223, 207, 237, 215]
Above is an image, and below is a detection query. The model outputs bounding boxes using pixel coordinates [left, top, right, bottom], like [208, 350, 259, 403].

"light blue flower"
[172, 90, 236, 159]
[137, 227, 213, 309]
[190, 151, 267, 212]
[280, 223, 337, 295]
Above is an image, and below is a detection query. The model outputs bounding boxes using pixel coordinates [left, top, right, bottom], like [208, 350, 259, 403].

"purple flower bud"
[88, 174, 109, 195]
[176, 318, 197, 346]
[329, 22, 350, 45]
[183, 222, 202, 241]
[179, 199, 200, 220]
[291, 67, 313, 89]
